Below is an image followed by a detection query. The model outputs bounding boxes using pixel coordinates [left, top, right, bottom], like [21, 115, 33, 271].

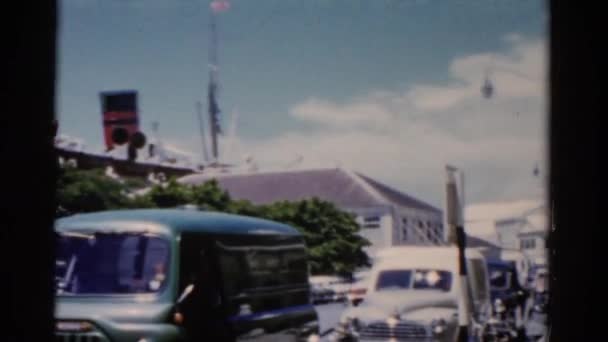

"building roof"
[55, 209, 299, 236]
[355, 173, 442, 212]
[466, 234, 501, 249]
[178, 168, 441, 213]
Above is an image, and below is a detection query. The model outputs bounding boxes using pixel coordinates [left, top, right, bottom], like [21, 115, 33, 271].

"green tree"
[227, 199, 261, 216]
[143, 178, 193, 208]
[258, 198, 370, 276]
[190, 179, 232, 211]
[57, 166, 131, 214]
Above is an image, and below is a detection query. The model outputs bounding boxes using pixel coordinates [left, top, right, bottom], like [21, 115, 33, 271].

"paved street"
[315, 302, 348, 338]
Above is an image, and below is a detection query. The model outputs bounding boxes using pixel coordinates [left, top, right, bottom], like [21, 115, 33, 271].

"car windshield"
[55, 231, 170, 295]
[375, 269, 452, 292]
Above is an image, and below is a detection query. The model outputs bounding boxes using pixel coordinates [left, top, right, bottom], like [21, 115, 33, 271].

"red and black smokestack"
[100, 90, 146, 161]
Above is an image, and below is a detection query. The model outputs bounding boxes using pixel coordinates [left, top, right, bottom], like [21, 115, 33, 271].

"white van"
[334, 246, 491, 342]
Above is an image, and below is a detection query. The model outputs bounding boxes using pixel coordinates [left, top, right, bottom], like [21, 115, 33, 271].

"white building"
[514, 206, 548, 267]
[465, 199, 544, 246]
[179, 167, 444, 259]
[466, 199, 548, 284]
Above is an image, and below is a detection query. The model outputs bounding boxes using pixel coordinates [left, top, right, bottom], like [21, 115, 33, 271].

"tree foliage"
[56, 166, 370, 276]
[258, 198, 370, 276]
[56, 166, 131, 214]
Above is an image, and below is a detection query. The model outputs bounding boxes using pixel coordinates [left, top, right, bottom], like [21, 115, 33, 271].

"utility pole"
[445, 165, 470, 342]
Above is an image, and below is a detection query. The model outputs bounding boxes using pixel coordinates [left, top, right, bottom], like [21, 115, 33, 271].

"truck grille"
[55, 332, 109, 342]
[359, 321, 429, 340]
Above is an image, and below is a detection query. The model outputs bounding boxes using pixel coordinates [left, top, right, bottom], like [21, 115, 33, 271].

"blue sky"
[57, 0, 548, 207]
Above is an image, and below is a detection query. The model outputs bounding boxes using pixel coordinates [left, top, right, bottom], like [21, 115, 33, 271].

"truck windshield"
[55, 231, 170, 295]
[375, 269, 452, 292]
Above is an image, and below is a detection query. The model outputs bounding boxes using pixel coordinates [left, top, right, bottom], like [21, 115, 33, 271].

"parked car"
[346, 273, 369, 306]
[310, 275, 351, 303]
[310, 282, 336, 304]
[331, 279, 352, 302]
[333, 246, 492, 342]
[54, 209, 320, 342]
[483, 258, 529, 341]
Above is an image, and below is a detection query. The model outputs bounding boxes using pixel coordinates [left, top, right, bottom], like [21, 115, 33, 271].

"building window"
[363, 216, 381, 229]
[364, 216, 380, 222]
[520, 238, 536, 250]
[400, 218, 408, 242]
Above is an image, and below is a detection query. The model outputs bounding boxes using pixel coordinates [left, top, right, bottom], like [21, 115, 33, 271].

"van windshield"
[55, 231, 170, 295]
[375, 269, 452, 292]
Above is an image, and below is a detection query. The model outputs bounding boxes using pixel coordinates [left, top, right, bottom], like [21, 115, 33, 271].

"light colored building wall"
[496, 219, 524, 250]
[350, 206, 392, 260]
[394, 206, 443, 245]
[350, 205, 442, 259]
[518, 232, 548, 266]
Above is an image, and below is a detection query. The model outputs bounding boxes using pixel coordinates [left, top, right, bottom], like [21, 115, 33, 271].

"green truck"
[54, 209, 320, 341]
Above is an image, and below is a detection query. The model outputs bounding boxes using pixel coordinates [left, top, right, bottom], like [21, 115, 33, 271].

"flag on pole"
[210, 0, 230, 13]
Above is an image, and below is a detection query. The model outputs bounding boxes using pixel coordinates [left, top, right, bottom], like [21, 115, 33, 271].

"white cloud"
[407, 38, 545, 112]
[289, 97, 394, 130]
[179, 35, 548, 207]
[65, 35, 545, 209]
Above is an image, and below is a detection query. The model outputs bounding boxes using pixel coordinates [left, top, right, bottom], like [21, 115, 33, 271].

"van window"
[55, 232, 170, 294]
[215, 238, 309, 316]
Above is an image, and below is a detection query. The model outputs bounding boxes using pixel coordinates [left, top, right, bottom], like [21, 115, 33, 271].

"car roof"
[55, 209, 300, 236]
[373, 246, 486, 271]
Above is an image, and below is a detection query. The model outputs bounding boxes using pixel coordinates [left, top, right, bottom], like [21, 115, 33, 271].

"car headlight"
[335, 316, 363, 338]
[431, 318, 447, 335]
[307, 333, 321, 342]
[336, 316, 352, 334]
[386, 315, 400, 329]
